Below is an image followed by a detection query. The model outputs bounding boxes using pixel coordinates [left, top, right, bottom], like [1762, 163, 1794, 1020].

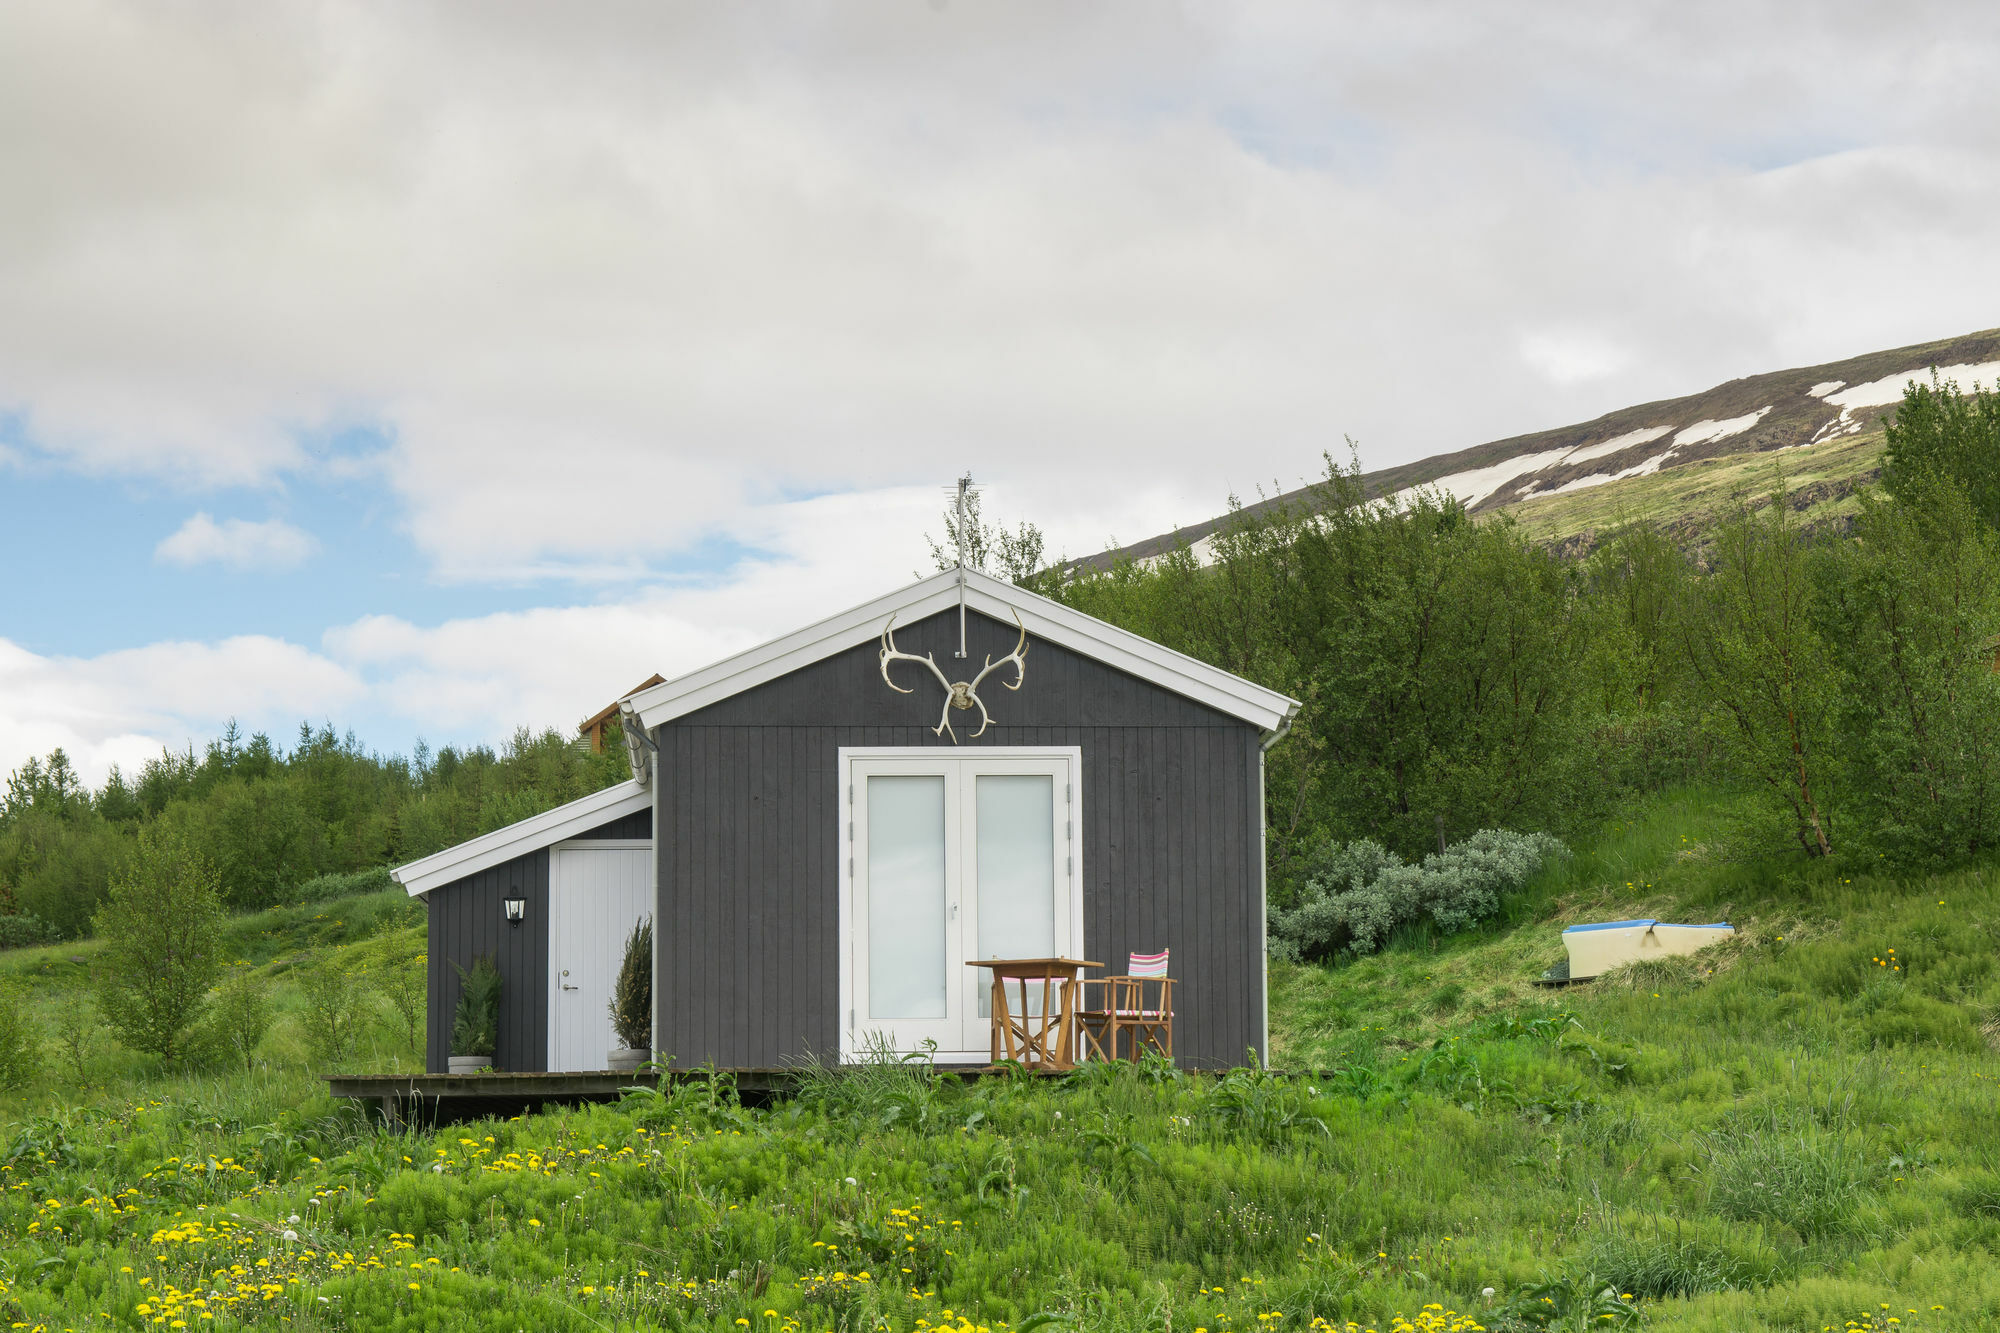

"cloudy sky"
[4, 1, 1999, 785]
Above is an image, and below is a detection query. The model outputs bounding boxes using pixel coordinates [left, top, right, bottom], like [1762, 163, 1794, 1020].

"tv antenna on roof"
[952, 472, 972, 658]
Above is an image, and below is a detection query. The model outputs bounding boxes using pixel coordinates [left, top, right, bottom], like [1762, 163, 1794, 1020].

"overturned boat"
[1560, 919, 1735, 980]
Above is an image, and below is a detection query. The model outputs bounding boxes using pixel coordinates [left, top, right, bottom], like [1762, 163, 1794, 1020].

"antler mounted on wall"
[879, 609, 1029, 743]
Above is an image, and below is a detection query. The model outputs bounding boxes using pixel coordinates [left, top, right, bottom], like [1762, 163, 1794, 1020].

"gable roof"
[623, 566, 1300, 737]
[389, 779, 652, 897]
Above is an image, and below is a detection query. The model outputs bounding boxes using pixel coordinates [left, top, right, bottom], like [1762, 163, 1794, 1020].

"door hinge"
[848, 1008, 855, 1030]
[848, 856, 855, 879]
[1065, 819, 1073, 841]
[1066, 854, 1074, 876]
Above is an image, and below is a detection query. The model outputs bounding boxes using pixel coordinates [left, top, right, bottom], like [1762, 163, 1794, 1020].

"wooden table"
[966, 957, 1102, 1071]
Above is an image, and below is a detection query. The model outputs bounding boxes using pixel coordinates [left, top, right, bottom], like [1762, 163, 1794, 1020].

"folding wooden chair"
[1077, 949, 1176, 1062]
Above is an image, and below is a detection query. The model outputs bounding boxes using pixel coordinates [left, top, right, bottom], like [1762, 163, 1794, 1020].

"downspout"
[1256, 703, 1299, 1071]
[620, 701, 662, 1065]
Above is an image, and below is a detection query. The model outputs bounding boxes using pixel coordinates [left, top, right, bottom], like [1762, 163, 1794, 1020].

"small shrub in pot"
[607, 918, 652, 1072]
[450, 955, 501, 1073]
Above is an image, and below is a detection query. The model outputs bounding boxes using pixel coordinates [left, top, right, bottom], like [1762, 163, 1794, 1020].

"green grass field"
[1, 787, 1995, 1331]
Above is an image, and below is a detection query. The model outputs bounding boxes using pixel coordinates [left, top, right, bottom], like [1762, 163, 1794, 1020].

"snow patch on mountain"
[1674, 407, 1771, 448]
[1527, 446, 1682, 500]
[1826, 361, 2000, 410]
[1398, 446, 1578, 508]
[1563, 426, 1673, 465]
[1808, 380, 1846, 399]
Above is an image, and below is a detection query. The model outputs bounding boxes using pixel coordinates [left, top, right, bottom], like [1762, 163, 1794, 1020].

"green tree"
[1882, 373, 2000, 527]
[1059, 454, 1603, 867]
[1819, 476, 2000, 862]
[91, 821, 225, 1060]
[1677, 481, 1841, 856]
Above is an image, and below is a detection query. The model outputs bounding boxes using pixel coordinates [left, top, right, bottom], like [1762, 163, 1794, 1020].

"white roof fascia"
[627, 567, 1300, 735]
[390, 779, 653, 898]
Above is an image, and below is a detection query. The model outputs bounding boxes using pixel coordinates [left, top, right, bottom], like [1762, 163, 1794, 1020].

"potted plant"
[606, 917, 652, 1072]
[449, 955, 501, 1073]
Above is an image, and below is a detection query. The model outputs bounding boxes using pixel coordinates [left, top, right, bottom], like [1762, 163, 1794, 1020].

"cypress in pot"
[607, 917, 653, 1072]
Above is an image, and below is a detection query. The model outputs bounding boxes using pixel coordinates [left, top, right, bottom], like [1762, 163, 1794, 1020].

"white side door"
[548, 843, 653, 1072]
[844, 749, 1080, 1062]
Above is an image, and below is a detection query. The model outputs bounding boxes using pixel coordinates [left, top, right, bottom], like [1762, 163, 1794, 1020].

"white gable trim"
[390, 780, 653, 898]
[624, 567, 1300, 735]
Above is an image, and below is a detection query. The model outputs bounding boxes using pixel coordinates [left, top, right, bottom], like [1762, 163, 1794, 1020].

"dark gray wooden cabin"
[395, 567, 1297, 1073]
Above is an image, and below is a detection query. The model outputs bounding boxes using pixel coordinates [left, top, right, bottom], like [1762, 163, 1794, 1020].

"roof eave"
[390, 779, 653, 897]
[625, 567, 1299, 734]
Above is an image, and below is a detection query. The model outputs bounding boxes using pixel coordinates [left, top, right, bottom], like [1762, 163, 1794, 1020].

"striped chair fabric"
[1077, 949, 1175, 1062]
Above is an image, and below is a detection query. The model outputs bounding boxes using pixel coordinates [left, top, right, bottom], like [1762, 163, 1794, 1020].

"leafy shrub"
[202, 972, 274, 1070]
[279, 866, 396, 906]
[299, 955, 369, 1069]
[609, 916, 652, 1049]
[0, 986, 39, 1089]
[374, 946, 426, 1054]
[0, 913, 53, 950]
[50, 991, 97, 1083]
[1704, 1130, 1867, 1241]
[1268, 828, 1565, 961]
[451, 955, 502, 1058]
[91, 821, 225, 1061]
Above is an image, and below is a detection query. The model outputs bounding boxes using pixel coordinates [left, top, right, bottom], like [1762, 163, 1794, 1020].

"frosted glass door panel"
[865, 775, 948, 1020]
[974, 774, 1055, 1018]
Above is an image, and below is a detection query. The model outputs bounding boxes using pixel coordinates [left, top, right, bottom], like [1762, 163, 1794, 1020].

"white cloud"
[0, 634, 365, 785]
[5, 4, 2000, 781]
[0, 4, 1995, 582]
[1519, 331, 1633, 387]
[155, 513, 318, 571]
[4, 482, 1186, 786]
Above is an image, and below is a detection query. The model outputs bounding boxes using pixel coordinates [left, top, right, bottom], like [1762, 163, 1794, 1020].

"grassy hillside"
[1503, 427, 1885, 554]
[0, 790, 1995, 1330]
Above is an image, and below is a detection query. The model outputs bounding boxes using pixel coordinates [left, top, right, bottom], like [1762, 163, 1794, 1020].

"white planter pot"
[606, 1048, 650, 1073]
[446, 1055, 490, 1074]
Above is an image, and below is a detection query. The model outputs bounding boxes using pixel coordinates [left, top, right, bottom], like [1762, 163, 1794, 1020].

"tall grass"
[0, 786, 1991, 1329]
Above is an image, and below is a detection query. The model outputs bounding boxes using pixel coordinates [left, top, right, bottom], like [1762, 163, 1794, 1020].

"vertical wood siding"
[654, 608, 1267, 1070]
[423, 807, 654, 1072]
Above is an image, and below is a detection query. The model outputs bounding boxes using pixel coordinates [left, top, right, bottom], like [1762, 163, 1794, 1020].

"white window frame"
[837, 745, 1083, 1064]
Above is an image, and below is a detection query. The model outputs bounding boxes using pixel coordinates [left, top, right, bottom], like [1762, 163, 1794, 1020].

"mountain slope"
[1091, 326, 2000, 565]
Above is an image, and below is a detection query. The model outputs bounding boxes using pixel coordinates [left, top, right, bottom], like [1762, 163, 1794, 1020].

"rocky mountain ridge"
[1089, 326, 2000, 567]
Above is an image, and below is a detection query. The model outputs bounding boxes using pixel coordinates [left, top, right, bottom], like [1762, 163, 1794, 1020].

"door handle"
[561, 968, 578, 992]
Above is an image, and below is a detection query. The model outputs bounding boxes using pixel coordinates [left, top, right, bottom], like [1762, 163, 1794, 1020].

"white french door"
[842, 748, 1081, 1062]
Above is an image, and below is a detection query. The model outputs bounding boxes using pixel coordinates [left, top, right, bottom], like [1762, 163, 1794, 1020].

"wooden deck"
[324, 1069, 799, 1125]
[325, 1065, 1027, 1125]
